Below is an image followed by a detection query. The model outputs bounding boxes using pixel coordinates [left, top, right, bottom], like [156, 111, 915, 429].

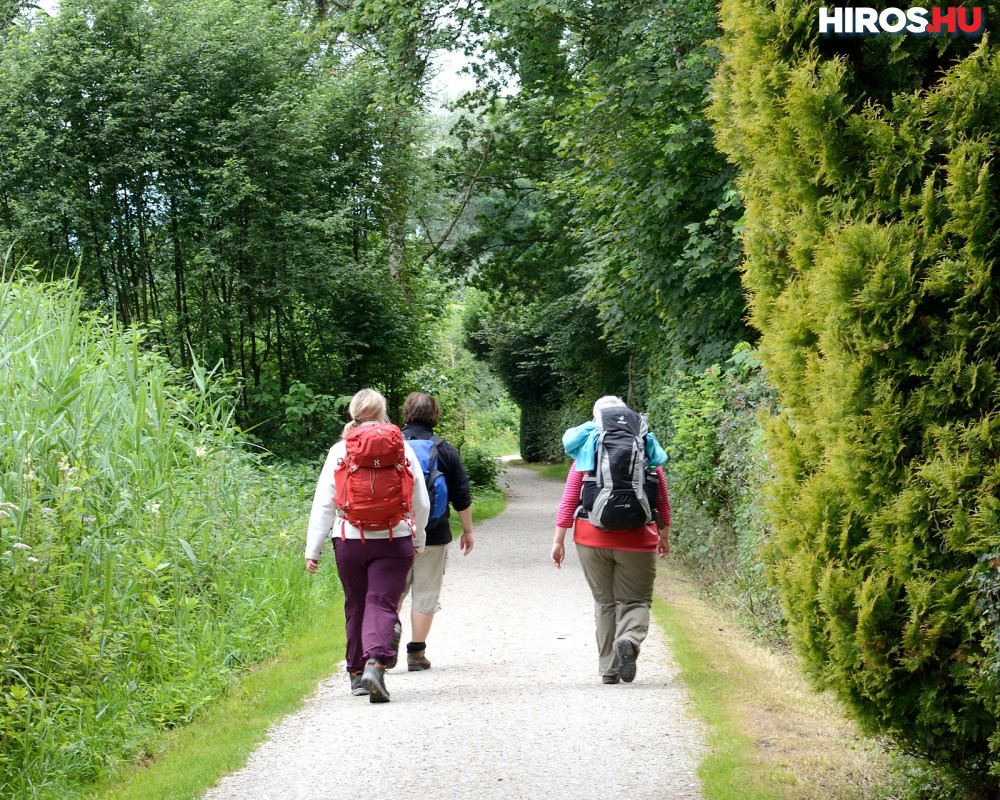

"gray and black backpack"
[579, 406, 659, 530]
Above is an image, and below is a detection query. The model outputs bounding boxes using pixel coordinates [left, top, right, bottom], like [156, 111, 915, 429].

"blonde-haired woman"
[306, 389, 429, 703]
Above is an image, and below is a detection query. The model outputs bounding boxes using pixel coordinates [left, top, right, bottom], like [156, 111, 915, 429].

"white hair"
[592, 395, 626, 424]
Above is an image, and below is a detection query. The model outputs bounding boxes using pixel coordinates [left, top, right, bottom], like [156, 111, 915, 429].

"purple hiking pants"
[333, 536, 415, 673]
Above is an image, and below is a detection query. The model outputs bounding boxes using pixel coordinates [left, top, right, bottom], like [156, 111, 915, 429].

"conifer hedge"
[711, 2, 1000, 787]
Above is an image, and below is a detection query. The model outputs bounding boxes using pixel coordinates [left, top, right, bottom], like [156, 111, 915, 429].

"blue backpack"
[406, 435, 449, 523]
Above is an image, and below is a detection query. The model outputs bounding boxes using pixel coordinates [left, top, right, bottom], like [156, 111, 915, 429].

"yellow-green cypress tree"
[712, 0, 1000, 787]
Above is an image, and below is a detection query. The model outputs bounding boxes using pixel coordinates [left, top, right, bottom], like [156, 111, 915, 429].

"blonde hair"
[592, 395, 626, 423]
[342, 388, 390, 438]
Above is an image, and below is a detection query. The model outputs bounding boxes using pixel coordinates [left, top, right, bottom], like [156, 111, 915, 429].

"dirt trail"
[201, 465, 705, 800]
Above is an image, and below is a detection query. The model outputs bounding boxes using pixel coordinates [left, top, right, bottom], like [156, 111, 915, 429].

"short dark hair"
[402, 392, 441, 428]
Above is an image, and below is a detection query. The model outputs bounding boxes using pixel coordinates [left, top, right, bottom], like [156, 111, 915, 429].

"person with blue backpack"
[399, 392, 474, 671]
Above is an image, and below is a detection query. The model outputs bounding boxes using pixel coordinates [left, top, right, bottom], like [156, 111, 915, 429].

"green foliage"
[653, 345, 782, 638]
[406, 296, 519, 458]
[550, 0, 751, 365]
[446, 0, 751, 465]
[458, 443, 504, 491]
[712, 0, 1000, 788]
[403, 300, 513, 490]
[0, 273, 338, 798]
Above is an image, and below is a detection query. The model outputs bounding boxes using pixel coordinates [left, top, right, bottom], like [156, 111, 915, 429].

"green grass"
[509, 459, 571, 482]
[653, 593, 781, 799]
[653, 566, 898, 800]
[83, 599, 346, 800]
[0, 273, 339, 799]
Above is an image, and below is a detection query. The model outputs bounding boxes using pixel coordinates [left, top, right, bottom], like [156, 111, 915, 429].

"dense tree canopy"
[439, 0, 752, 459]
[0, 0, 442, 452]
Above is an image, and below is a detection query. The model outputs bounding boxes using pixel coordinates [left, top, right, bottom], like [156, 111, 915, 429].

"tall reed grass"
[0, 271, 339, 799]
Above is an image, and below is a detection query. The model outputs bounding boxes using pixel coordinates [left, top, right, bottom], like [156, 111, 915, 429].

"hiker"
[551, 395, 671, 685]
[399, 391, 475, 671]
[305, 388, 429, 704]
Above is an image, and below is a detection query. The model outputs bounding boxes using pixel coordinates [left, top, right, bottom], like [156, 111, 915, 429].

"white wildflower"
[27, 556, 39, 564]
[11, 542, 31, 551]
[150, 503, 161, 515]
[0, 502, 20, 513]
[0, 511, 8, 520]
[195, 446, 208, 458]
[2, 551, 11, 557]
[67, 486, 82, 493]
[40, 507, 56, 518]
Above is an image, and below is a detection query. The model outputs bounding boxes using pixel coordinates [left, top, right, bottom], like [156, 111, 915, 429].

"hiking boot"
[615, 638, 638, 683]
[349, 671, 367, 696]
[407, 649, 431, 671]
[360, 659, 390, 703]
[601, 674, 620, 685]
[386, 621, 402, 670]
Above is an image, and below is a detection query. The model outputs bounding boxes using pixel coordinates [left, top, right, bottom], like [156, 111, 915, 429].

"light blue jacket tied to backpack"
[562, 419, 668, 471]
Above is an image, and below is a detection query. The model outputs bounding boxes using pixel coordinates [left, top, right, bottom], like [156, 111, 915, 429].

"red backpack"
[334, 422, 414, 533]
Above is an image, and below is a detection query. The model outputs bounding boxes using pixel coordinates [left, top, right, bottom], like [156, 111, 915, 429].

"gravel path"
[202, 466, 705, 800]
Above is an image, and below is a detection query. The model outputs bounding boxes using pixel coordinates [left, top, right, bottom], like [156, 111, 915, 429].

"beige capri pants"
[404, 542, 450, 615]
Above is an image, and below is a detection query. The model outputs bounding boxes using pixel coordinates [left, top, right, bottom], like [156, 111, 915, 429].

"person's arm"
[552, 525, 570, 568]
[655, 466, 671, 559]
[458, 506, 474, 555]
[305, 445, 340, 572]
[552, 466, 584, 568]
[439, 439, 474, 553]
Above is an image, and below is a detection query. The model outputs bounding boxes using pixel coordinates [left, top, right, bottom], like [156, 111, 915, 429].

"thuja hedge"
[711, 1, 1000, 787]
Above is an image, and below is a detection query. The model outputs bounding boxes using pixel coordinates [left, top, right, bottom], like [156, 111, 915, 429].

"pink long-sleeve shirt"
[555, 463, 671, 552]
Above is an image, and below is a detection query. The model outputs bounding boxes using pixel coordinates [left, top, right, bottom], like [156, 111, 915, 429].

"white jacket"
[305, 433, 429, 561]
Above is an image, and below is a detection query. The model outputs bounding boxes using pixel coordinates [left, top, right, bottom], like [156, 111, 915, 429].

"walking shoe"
[349, 671, 367, 696]
[615, 638, 638, 683]
[360, 659, 390, 703]
[386, 621, 402, 669]
[407, 649, 431, 671]
[601, 674, 620, 685]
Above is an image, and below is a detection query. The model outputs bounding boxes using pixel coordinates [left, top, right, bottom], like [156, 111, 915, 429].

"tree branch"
[421, 133, 493, 266]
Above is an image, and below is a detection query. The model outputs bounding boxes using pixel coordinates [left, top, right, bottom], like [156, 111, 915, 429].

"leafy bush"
[0, 274, 339, 799]
[458, 443, 504, 492]
[652, 345, 782, 638]
[711, 3, 1000, 790]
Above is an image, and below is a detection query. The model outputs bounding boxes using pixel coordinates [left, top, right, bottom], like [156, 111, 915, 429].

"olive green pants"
[575, 544, 657, 677]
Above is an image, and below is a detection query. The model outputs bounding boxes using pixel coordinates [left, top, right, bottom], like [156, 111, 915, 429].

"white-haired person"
[551, 395, 671, 684]
[305, 388, 429, 703]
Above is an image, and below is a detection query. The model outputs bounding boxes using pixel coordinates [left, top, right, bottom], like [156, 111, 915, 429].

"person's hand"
[657, 528, 671, 559]
[551, 541, 565, 568]
[459, 530, 474, 555]
[305, 558, 319, 573]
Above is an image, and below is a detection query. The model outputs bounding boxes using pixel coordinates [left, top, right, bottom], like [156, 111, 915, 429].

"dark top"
[401, 423, 473, 547]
